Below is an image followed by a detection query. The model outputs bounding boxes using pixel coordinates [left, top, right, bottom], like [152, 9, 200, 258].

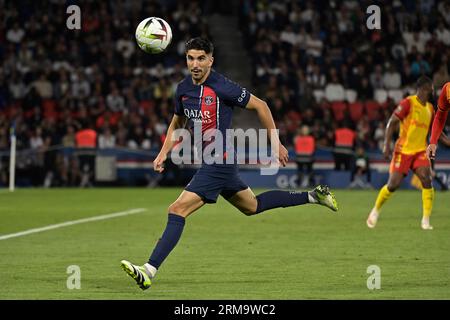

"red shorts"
[389, 151, 430, 174]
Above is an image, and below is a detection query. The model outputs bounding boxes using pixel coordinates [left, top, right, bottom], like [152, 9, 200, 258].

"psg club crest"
[204, 96, 214, 105]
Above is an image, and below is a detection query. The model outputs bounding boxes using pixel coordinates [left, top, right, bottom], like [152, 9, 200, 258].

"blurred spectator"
[370, 65, 385, 89]
[71, 70, 91, 100]
[116, 33, 136, 60]
[106, 87, 126, 113]
[98, 127, 116, 149]
[433, 65, 450, 89]
[356, 78, 373, 101]
[383, 64, 402, 89]
[75, 122, 97, 187]
[294, 125, 315, 188]
[305, 31, 323, 58]
[349, 147, 372, 189]
[32, 73, 53, 99]
[306, 64, 326, 90]
[374, 122, 385, 151]
[411, 54, 431, 77]
[6, 22, 25, 44]
[280, 25, 297, 47]
[436, 21, 450, 46]
[62, 126, 76, 147]
[29, 127, 45, 185]
[8, 73, 26, 100]
[403, 31, 430, 54]
[127, 126, 151, 150]
[333, 122, 356, 171]
[325, 71, 345, 101]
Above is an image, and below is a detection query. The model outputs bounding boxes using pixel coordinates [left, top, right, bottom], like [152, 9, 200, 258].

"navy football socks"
[255, 190, 309, 214]
[148, 213, 185, 269]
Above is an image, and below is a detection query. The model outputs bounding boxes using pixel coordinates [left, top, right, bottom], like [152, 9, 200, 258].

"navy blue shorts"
[185, 164, 249, 203]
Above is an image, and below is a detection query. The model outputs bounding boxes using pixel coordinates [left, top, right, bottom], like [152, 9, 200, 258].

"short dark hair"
[416, 75, 433, 88]
[185, 37, 214, 54]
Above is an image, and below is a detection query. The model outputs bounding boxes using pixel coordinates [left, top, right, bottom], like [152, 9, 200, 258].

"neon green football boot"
[310, 185, 338, 212]
[120, 260, 151, 290]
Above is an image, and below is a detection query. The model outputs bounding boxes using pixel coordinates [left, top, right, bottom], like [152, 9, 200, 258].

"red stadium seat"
[331, 101, 347, 122]
[319, 99, 331, 111]
[348, 101, 364, 122]
[286, 110, 301, 132]
[43, 99, 58, 119]
[287, 110, 301, 123]
[365, 100, 381, 121]
[139, 100, 155, 112]
[43, 99, 56, 111]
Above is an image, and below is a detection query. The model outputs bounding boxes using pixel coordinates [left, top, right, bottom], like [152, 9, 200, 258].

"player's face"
[418, 83, 434, 102]
[186, 49, 213, 82]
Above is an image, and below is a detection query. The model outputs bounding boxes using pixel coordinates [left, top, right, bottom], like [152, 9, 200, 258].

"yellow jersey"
[393, 95, 434, 155]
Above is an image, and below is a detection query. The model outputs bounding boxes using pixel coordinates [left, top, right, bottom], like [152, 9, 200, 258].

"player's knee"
[419, 176, 432, 188]
[240, 207, 256, 216]
[387, 183, 399, 192]
[168, 202, 186, 216]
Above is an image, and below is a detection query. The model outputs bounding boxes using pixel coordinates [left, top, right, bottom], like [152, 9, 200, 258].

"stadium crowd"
[239, 0, 450, 149]
[1, 0, 450, 187]
[0, 0, 212, 186]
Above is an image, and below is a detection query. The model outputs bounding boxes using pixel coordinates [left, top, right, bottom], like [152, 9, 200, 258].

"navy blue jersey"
[174, 69, 251, 164]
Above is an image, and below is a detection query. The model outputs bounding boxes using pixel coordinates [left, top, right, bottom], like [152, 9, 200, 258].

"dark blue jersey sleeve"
[218, 76, 251, 108]
[174, 86, 184, 115]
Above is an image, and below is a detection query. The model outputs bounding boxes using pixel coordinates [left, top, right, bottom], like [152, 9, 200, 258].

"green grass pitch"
[0, 188, 449, 299]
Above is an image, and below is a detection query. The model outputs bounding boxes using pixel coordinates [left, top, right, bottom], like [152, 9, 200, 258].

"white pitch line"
[0, 208, 147, 241]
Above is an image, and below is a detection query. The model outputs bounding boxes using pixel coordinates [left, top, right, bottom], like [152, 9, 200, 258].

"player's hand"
[382, 143, 391, 160]
[426, 144, 437, 160]
[277, 143, 289, 167]
[153, 152, 167, 173]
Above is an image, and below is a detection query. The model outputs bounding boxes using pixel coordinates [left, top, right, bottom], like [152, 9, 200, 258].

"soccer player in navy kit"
[121, 38, 338, 290]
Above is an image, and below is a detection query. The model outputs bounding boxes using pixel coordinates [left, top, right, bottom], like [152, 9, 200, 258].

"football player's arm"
[246, 94, 289, 166]
[427, 108, 449, 160]
[383, 113, 400, 159]
[153, 114, 185, 172]
[428, 85, 450, 159]
[429, 109, 448, 145]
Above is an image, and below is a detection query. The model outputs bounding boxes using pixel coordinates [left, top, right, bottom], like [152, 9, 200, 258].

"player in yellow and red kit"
[367, 76, 436, 230]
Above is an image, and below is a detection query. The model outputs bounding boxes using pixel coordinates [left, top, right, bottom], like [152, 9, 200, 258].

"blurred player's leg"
[410, 174, 423, 190]
[367, 171, 403, 228]
[431, 153, 448, 190]
[414, 166, 434, 230]
[225, 185, 338, 215]
[121, 190, 204, 289]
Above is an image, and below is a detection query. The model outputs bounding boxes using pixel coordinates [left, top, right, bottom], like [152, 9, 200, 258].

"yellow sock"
[422, 188, 434, 218]
[375, 185, 392, 211]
